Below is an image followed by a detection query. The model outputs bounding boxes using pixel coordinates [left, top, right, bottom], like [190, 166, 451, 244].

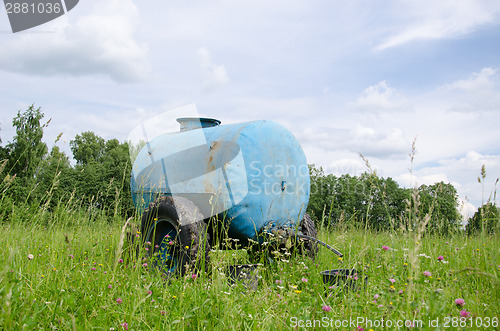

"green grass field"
[1, 208, 498, 330]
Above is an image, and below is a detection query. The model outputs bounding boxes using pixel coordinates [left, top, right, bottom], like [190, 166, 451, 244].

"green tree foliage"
[0, 107, 134, 221]
[307, 164, 460, 233]
[307, 164, 409, 230]
[417, 182, 461, 233]
[0, 145, 8, 161]
[70, 131, 106, 165]
[359, 173, 409, 230]
[70, 133, 133, 216]
[1, 105, 49, 201]
[466, 202, 500, 234]
[35, 145, 75, 207]
[325, 174, 367, 226]
[0, 125, 9, 161]
[307, 165, 329, 220]
[7, 105, 48, 178]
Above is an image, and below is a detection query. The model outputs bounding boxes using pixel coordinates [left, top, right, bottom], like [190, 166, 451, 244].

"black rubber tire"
[141, 196, 210, 276]
[292, 213, 318, 260]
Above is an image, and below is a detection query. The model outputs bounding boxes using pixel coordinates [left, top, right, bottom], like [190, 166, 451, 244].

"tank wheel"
[291, 213, 318, 260]
[141, 196, 210, 277]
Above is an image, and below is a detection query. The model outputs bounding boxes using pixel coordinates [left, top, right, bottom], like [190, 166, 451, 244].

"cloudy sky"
[1, 0, 499, 215]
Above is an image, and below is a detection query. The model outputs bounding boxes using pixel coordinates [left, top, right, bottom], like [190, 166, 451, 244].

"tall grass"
[1, 194, 499, 330]
[0, 156, 499, 330]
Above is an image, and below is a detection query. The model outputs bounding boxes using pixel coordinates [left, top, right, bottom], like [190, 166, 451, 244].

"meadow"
[1, 202, 498, 331]
[3, 107, 499, 330]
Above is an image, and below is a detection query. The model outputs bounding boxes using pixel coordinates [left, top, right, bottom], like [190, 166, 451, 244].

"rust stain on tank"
[207, 140, 221, 171]
[204, 140, 221, 193]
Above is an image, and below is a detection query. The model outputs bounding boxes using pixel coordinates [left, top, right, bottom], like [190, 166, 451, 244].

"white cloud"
[353, 81, 411, 112]
[440, 67, 497, 92]
[437, 67, 500, 112]
[397, 172, 450, 189]
[441, 151, 500, 170]
[351, 124, 409, 158]
[376, 0, 500, 50]
[458, 198, 477, 223]
[0, 0, 149, 82]
[394, 151, 500, 207]
[297, 123, 410, 160]
[197, 47, 230, 91]
[325, 158, 366, 177]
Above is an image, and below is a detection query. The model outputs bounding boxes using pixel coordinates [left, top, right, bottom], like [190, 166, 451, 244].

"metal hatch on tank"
[131, 117, 317, 276]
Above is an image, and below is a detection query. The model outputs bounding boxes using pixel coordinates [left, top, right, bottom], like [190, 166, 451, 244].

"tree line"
[0, 105, 497, 234]
[0, 105, 134, 222]
[307, 166, 499, 234]
[307, 165, 465, 234]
